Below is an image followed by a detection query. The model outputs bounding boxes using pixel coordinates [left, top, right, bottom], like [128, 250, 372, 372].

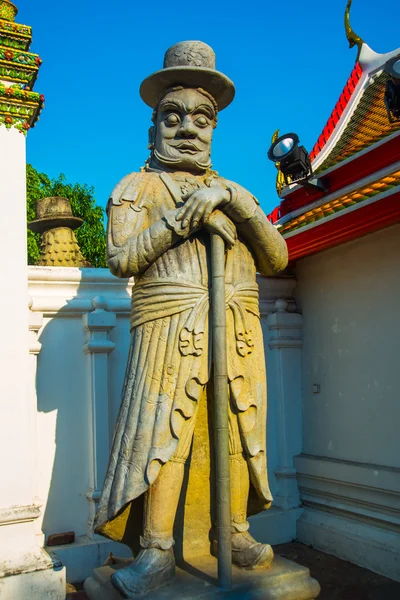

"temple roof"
[269, 1, 400, 262]
[308, 1, 400, 174]
[310, 56, 400, 176]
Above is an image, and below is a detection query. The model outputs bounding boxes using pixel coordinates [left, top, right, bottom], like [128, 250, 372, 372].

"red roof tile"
[309, 62, 363, 162]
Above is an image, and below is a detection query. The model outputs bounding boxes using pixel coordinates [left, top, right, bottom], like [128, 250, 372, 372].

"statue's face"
[153, 88, 216, 172]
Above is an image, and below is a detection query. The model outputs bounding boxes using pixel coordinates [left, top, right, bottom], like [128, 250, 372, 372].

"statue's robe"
[95, 169, 285, 547]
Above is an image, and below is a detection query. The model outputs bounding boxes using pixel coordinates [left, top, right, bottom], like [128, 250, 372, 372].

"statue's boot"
[111, 547, 175, 598]
[231, 530, 274, 569]
[110, 459, 185, 598]
[212, 453, 274, 570]
[212, 530, 274, 570]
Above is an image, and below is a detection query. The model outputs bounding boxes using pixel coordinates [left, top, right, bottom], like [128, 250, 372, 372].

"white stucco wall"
[294, 223, 400, 581]
[296, 223, 400, 466]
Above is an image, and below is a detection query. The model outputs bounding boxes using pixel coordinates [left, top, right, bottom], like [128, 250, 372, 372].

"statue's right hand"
[203, 210, 237, 248]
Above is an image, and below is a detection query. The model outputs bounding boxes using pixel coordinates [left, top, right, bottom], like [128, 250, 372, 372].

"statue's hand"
[176, 185, 230, 230]
[203, 210, 237, 248]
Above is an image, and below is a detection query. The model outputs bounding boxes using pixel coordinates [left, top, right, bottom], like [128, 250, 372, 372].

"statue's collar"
[143, 162, 218, 182]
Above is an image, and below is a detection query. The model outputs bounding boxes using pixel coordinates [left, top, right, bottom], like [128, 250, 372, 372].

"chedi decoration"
[28, 196, 90, 267]
[0, 0, 44, 133]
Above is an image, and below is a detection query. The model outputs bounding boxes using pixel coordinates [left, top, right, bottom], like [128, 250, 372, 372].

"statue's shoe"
[212, 531, 274, 570]
[110, 547, 175, 598]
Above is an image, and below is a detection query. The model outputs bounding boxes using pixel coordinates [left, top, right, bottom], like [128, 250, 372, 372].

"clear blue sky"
[20, 0, 398, 215]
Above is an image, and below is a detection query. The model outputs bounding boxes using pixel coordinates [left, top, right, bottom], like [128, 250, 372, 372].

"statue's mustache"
[152, 148, 212, 170]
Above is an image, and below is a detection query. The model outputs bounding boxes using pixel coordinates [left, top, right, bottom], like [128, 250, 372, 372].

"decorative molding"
[268, 301, 303, 351]
[257, 276, 297, 316]
[0, 20, 32, 51]
[28, 295, 42, 354]
[84, 339, 116, 354]
[0, 83, 43, 133]
[28, 267, 131, 284]
[0, 504, 41, 525]
[83, 297, 117, 354]
[0, 46, 41, 70]
[266, 301, 303, 511]
[0, 2, 43, 133]
[296, 454, 400, 582]
[0, 545, 62, 579]
[28, 267, 134, 316]
[295, 454, 400, 529]
[275, 466, 298, 478]
[268, 339, 303, 349]
[83, 297, 116, 539]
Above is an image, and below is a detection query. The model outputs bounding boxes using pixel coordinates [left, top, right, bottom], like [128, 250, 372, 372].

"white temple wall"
[294, 223, 400, 582]
[28, 267, 302, 582]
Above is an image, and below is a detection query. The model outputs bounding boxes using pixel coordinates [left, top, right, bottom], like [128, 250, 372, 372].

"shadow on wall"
[34, 267, 132, 550]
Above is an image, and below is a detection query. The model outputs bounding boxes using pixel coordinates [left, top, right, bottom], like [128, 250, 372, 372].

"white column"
[267, 298, 303, 510]
[0, 127, 65, 597]
[83, 296, 116, 538]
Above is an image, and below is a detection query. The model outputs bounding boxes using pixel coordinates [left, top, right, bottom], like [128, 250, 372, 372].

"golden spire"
[345, 0, 364, 60]
[271, 129, 286, 195]
[0, 0, 18, 22]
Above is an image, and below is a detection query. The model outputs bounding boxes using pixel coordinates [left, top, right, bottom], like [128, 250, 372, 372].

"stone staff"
[211, 231, 232, 589]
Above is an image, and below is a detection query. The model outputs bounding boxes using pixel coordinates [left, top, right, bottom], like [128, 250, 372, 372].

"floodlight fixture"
[384, 57, 400, 123]
[268, 133, 328, 193]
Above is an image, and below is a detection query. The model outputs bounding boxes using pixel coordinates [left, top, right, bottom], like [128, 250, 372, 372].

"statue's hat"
[140, 41, 235, 111]
[28, 197, 83, 234]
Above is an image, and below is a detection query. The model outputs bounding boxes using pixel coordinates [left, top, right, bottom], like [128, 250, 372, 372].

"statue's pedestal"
[84, 555, 320, 599]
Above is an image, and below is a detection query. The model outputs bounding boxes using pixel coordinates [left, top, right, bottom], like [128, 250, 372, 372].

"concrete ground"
[66, 542, 400, 599]
[274, 543, 400, 600]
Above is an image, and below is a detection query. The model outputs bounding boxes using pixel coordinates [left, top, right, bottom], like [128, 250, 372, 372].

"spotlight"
[384, 56, 400, 123]
[267, 132, 328, 193]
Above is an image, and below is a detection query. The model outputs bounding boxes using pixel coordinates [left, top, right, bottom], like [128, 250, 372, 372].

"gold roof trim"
[272, 129, 286, 196]
[345, 0, 364, 61]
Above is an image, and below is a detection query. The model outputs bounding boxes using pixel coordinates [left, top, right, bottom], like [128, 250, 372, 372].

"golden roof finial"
[0, 0, 18, 22]
[345, 0, 364, 60]
[271, 129, 286, 195]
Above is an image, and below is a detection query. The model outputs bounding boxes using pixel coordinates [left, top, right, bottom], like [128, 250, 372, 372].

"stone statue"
[95, 41, 288, 598]
[28, 196, 89, 267]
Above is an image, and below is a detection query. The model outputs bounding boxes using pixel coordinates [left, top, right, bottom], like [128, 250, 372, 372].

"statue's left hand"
[176, 185, 230, 230]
